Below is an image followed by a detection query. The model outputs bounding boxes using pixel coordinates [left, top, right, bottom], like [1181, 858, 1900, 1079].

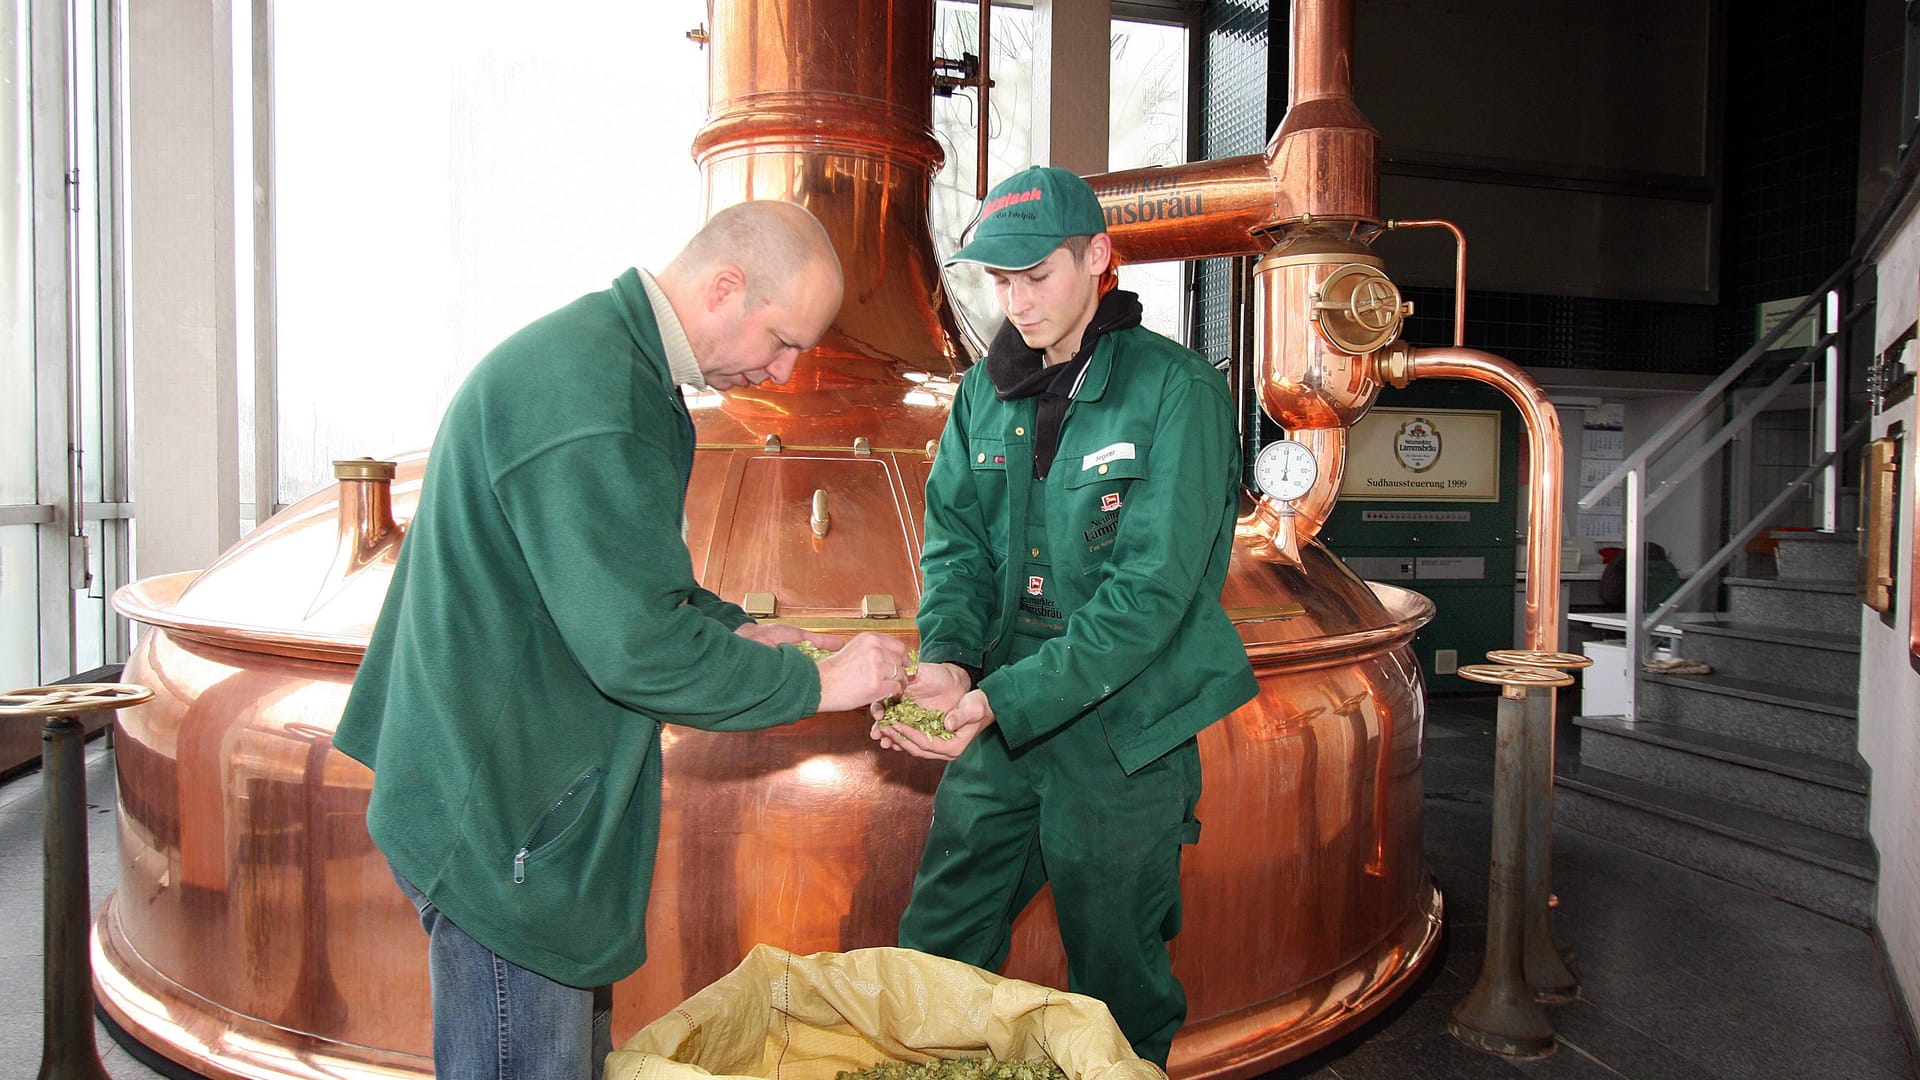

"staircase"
[1555, 530, 1876, 926]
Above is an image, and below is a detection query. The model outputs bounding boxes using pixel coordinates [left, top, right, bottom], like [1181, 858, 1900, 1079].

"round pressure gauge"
[1253, 439, 1319, 501]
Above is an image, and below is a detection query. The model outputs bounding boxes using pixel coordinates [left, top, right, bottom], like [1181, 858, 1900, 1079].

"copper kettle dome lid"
[114, 453, 425, 663]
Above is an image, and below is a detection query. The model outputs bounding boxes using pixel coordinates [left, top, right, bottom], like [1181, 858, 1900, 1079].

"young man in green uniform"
[336, 201, 911, 1080]
[872, 167, 1257, 1066]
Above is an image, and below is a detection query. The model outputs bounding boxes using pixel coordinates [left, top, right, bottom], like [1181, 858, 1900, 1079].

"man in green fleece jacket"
[334, 200, 910, 1080]
[872, 167, 1256, 1067]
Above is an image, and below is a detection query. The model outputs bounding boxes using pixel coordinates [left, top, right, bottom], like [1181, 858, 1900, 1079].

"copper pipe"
[1384, 346, 1564, 649]
[1093, 154, 1277, 262]
[1386, 219, 1466, 346]
[1093, 0, 1379, 263]
[1287, 427, 1347, 543]
[976, 0, 990, 200]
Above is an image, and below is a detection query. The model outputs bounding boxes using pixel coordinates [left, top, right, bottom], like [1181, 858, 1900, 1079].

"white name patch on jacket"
[1081, 442, 1136, 471]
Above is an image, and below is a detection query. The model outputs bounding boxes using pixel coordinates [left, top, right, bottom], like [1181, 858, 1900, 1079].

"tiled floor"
[1, 695, 1914, 1079]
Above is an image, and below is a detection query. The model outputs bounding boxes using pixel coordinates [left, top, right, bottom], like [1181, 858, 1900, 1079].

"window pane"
[1, 524, 37, 688]
[1109, 18, 1188, 343]
[73, 525, 104, 674]
[272, 3, 708, 504]
[931, 5, 1190, 346]
[1, 0, 36, 507]
[75, 0, 104, 505]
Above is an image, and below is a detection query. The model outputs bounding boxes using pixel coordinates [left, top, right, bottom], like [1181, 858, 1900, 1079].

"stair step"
[1676, 620, 1859, 695]
[1772, 530, 1859, 582]
[1573, 716, 1868, 834]
[1639, 672, 1857, 761]
[1723, 577, 1860, 636]
[1555, 765, 1876, 926]
[1723, 576, 1856, 594]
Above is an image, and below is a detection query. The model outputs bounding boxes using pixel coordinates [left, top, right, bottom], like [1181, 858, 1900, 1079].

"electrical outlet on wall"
[1435, 648, 1458, 675]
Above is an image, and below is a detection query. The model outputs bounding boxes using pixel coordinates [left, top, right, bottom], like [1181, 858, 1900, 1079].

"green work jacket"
[917, 324, 1257, 774]
[335, 270, 821, 989]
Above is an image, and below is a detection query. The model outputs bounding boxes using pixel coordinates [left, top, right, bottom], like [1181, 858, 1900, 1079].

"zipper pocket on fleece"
[512, 767, 604, 884]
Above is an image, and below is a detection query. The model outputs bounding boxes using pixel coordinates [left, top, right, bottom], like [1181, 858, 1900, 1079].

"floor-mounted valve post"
[1449, 663, 1573, 1057]
[0, 682, 153, 1080]
[1488, 647, 1594, 1002]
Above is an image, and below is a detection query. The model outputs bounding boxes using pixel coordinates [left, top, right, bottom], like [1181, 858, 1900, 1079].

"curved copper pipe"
[1288, 427, 1347, 543]
[1386, 346, 1563, 649]
[1385, 219, 1466, 347]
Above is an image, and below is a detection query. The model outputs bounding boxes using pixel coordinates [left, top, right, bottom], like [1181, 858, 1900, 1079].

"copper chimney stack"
[689, 0, 966, 447]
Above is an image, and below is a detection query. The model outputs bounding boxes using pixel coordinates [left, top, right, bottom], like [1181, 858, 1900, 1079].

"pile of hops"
[793, 641, 952, 739]
[836, 1060, 1069, 1080]
[879, 650, 952, 740]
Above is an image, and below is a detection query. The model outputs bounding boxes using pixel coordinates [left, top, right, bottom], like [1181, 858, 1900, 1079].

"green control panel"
[1319, 381, 1522, 693]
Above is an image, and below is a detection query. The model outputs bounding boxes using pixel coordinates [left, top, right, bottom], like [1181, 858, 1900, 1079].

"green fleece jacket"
[334, 269, 822, 988]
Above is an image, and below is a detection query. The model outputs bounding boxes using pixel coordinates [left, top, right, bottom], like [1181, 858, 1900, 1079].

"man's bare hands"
[815, 632, 911, 713]
[871, 688, 994, 760]
[898, 661, 971, 713]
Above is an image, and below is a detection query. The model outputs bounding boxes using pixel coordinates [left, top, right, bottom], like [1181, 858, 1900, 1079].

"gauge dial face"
[1253, 439, 1319, 501]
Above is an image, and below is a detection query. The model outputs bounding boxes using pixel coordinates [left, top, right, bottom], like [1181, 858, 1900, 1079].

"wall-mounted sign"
[1341, 407, 1502, 502]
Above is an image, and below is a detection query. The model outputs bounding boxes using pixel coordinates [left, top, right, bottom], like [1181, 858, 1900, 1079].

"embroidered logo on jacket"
[1027, 575, 1046, 595]
[1084, 509, 1120, 547]
[1100, 492, 1123, 512]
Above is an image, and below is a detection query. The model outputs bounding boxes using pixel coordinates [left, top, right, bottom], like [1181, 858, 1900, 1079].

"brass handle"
[810, 490, 830, 537]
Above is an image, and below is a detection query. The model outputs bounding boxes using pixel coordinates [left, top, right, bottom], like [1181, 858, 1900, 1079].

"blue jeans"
[392, 866, 613, 1079]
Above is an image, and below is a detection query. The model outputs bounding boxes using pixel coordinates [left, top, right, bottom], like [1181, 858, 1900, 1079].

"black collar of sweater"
[985, 289, 1144, 400]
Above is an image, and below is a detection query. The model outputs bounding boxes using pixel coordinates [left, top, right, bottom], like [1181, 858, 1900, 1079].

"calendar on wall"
[1576, 403, 1625, 541]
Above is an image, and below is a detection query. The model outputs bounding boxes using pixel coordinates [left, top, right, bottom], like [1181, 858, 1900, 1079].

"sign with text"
[1340, 407, 1502, 502]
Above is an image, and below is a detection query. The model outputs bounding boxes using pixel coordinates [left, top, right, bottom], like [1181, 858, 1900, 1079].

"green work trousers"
[897, 694, 1202, 1067]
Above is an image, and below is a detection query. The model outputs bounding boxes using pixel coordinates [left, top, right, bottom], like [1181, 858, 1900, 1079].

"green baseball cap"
[945, 165, 1108, 270]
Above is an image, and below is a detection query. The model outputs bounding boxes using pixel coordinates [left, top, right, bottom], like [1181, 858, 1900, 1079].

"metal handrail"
[1615, 417, 1869, 718]
[1578, 254, 1864, 512]
[1642, 323, 1842, 517]
[1590, 250, 1873, 720]
[1645, 416, 1871, 634]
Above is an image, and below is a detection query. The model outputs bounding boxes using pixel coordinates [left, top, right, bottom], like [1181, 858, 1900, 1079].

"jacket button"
[977, 452, 986, 463]
[1099, 463, 1109, 474]
[1015, 426, 1025, 436]
[1031, 547, 1040, 557]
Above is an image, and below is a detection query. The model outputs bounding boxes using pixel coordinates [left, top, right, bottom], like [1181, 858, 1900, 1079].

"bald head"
[657, 201, 844, 389]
